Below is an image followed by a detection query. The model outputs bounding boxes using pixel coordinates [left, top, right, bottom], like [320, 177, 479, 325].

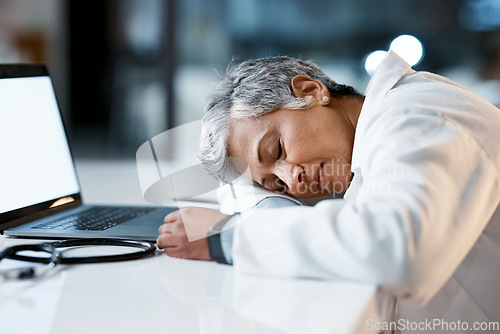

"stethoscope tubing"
[0, 238, 156, 265]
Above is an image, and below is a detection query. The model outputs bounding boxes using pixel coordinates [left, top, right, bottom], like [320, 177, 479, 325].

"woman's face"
[228, 103, 357, 198]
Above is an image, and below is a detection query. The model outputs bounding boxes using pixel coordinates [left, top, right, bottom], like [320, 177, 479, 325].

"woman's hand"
[156, 207, 229, 260]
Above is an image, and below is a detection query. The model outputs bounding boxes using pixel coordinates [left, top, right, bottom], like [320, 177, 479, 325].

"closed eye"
[258, 175, 286, 193]
[271, 176, 286, 193]
[276, 139, 283, 160]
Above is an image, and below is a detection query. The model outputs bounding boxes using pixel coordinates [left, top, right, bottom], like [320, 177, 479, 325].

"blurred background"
[1, 0, 499, 160]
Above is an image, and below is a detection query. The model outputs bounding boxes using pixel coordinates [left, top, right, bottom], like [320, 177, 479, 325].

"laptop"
[0, 64, 177, 242]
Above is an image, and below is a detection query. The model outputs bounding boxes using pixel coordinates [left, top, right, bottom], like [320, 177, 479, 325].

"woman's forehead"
[228, 117, 264, 158]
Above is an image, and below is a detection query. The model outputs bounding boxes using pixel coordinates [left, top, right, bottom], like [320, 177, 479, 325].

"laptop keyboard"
[32, 207, 155, 231]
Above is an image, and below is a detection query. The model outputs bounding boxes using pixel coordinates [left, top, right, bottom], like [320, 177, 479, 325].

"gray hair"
[198, 56, 360, 183]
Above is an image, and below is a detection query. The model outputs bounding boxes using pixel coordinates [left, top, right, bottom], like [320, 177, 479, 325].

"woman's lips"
[318, 162, 324, 190]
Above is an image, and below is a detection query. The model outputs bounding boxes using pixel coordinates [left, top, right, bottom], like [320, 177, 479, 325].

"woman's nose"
[273, 161, 304, 193]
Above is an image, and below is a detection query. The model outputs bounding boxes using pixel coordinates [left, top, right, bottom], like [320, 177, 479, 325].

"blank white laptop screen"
[0, 76, 80, 214]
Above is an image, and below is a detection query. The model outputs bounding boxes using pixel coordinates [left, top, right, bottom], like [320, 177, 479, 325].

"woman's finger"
[156, 233, 178, 249]
[156, 234, 167, 249]
[163, 247, 181, 258]
[164, 210, 181, 223]
[158, 222, 172, 234]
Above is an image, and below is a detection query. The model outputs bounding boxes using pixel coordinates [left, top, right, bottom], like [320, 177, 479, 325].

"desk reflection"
[156, 255, 395, 334]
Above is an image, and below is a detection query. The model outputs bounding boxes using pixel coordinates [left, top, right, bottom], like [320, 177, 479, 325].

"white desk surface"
[0, 159, 395, 334]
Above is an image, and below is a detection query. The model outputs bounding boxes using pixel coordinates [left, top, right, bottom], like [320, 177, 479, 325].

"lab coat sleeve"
[232, 110, 500, 305]
[215, 196, 302, 264]
[216, 177, 302, 214]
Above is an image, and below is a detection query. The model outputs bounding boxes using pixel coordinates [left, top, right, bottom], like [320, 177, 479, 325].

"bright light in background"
[389, 34, 424, 66]
[364, 50, 387, 76]
[364, 34, 424, 76]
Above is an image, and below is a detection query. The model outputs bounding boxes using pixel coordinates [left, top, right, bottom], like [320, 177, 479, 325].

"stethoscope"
[0, 238, 156, 281]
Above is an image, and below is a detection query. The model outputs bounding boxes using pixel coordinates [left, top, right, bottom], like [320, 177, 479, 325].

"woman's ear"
[291, 75, 330, 105]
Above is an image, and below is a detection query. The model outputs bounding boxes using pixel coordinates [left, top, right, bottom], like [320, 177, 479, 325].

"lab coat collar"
[350, 51, 413, 171]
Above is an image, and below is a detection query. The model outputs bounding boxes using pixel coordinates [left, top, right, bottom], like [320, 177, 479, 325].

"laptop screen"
[0, 71, 80, 216]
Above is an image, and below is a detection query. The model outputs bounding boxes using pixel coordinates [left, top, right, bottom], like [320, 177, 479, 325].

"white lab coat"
[230, 51, 500, 305]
